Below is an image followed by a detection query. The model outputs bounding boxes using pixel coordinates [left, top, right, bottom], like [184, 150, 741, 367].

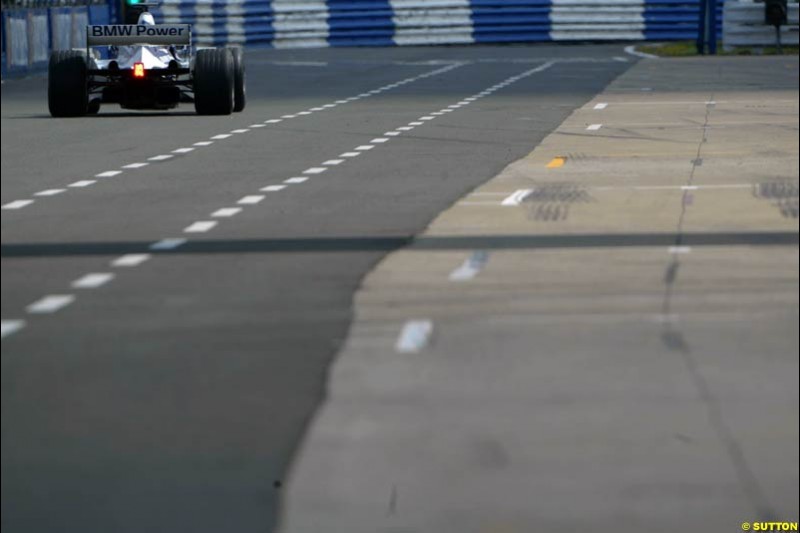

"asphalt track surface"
[2, 45, 634, 532]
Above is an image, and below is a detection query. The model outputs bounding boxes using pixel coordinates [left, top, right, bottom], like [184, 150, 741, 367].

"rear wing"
[86, 24, 192, 47]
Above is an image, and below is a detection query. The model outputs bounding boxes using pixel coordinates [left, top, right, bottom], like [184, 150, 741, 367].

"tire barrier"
[153, 0, 725, 47]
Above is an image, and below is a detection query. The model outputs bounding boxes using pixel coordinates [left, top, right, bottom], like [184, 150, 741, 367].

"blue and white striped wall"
[154, 0, 723, 47]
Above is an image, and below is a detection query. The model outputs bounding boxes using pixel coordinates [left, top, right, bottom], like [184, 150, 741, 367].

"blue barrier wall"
[153, 0, 723, 47]
[1, 2, 111, 77]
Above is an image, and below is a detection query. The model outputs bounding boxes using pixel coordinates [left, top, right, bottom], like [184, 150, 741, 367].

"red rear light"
[133, 62, 145, 78]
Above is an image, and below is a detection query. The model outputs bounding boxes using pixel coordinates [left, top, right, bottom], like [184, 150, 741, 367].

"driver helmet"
[138, 12, 155, 25]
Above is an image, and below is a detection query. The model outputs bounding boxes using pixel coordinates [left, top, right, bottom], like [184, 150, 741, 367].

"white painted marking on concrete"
[250, 124, 266, 128]
[370, 138, 389, 143]
[210, 134, 232, 140]
[355, 145, 374, 151]
[501, 189, 533, 206]
[297, 111, 312, 116]
[395, 320, 434, 353]
[408, 122, 424, 126]
[384, 131, 401, 136]
[340, 152, 361, 157]
[111, 254, 151, 267]
[122, 162, 149, 169]
[397, 127, 414, 131]
[2, 200, 33, 210]
[147, 155, 174, 161]
[184, 221, 217, 233]
[96, 170, 122, 178]
[194, 141, 214, 146]
[34, 189, 66, 197]
[624, 45, 659, 59]
[71, 273, 115, 289]
[614, 56, 629, 62]
[449, 251, 489, 281]
[419, 116, 434, 120]
[323, 159, 345, 165]
[262, 184, 288, 192]
[681, 185, 699, 190]
[172, 147, 196, 153]
[27, 295, 75, 314]
[586, 124, 602, 131]
[322, 104, 336, 108]
[281, 114, 297, 119]
[150, 238, 188, 250]
[1, 320, 25, 339]
[304, 167, 328, 174]
[594, 102, 608, 110]
[69, 180, 96, 187]
[238, 195, 265, 205]
[310, 107, 325, 111]
[211, 207, 242, 217]
[265, 119, 283, 124]
[284, 177, 308, 184]
[668, 246, 692, 254]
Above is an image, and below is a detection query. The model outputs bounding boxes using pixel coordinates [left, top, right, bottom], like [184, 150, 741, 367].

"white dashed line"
[111, 254, 151, 267]
[297, 111, 312, 116]
[148, 155, 174, 161]
[150, 238, 188, 250]
[211, 207, 242, 217]
[284, 177, 308, 184]
[449, 251, 489, 282]
[303, 167, 328, 174]
[34, 189, 66, 197]
[408, 122, 424, 126]
[265, 119, 282, 124]
[96, 170, 122, 178]
[323, 159, 344, 165]
[594, 103, 608, 110]
[249, 124, 266, 128]
[122, 162, 149, 169]
[184, 221, 217, 233]
[340, 152, 361, 157]
[210, 134, 232, 140]
[193, 141, 214, 146]
[237, 195, 265, 205]
[370, 138, 389, 143]
[71, 273, 115, 289]
[26, 295, 75, 314]
[397, 126, 414, 131]
[262, 184, 288, 191]
[355, 145, 374, 151]
[69, 180, 96, 187]
[310, 107, 325, 111]
[281, 115, 297, 119]
[419, 116, 434, 121]
[501, 189, 533, 206]
[586, 124, 603, 131]
[1, 320, 26, 339]
[231, 129, 250, 133]
[395, 319, 434, 353]
[172, 147, 195, 153]
[384, 132, 401, 136]
[2, 200, 33, 210]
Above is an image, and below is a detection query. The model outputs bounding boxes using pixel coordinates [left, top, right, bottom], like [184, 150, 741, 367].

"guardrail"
[723, 0, 798, 48]
[153, 0, 724, 47]
[1, 1, 113, 76]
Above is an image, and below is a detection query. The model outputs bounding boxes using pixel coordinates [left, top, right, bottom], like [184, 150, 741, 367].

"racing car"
[48, 8, 245, 117]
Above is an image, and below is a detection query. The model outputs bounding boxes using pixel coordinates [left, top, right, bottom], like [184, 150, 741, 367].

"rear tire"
[228, 46, 246, 112]
[48, 50, 88, 117]
[194, 49, 234, 116]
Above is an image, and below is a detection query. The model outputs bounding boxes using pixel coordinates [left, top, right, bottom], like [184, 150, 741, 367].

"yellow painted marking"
[546, 156, 566, 168]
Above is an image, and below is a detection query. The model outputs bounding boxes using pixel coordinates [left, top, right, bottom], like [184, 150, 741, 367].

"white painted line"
[297, 111, 312, 116]
[397, 127, 414, 131]
[322, 104, 336, 108]
[304, 167, 328, 174]
[449, 251, 489, 282]
[211, 207, 242, 217]
[210, 134, 232, 140]
[150, 238, 188, 250]
[501, 189, 533, 206]
[624, 45, 659, 59]
[408, 122, 424, 126]
[1, 320, 25, 339]
[265, 119, 282, 124]
[122, 162, 149, 169]
[614, 56, 629, 62]
[340, 152, 361, 157]
[249, 124, 266, 128]
[27, 295, 75, 314]
[2, 200, 33, 210]
[310, 107, 325, 111]
[395, 319, 434, 353]
[96, 170, 122, 178]
[284, 177, 308, 184]
[323, 159, 345, 165]
[669, 246, 692, 254]
[69, 180, 96, 188]
[194, 141, 214, 146]
[384, 132, 401, 136]
[335, 100, 348, 104]
[681, 185, 699, 191]
[355, 145, 374, 151]
[238, 195, 266, 205]
[419, 116, 434, 120]
[430, 112, 444, 116]
[370, 138, 389, 143]
[586, 124, 602, 131]
[111, 254, 151, 267]
[147, 155, 173, 161]
[261, 184, 287, 192]
[71, 272, 115, 289]
[184, 221, 217, 233]
[594, 103, 608, 110]
[34, 189, 66, 197]
[172, 147, 195, 153]
[448, 104, 462, 108]
[281, 115, 297, 119]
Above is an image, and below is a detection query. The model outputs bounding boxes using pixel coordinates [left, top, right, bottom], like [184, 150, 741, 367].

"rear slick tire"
[194, 48, 235, 116]
[48, 50, 88, 117]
